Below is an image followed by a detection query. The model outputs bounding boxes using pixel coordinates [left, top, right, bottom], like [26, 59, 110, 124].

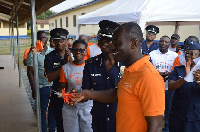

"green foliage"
[36, 10, 56, 20]
[27, 10, 56, 29]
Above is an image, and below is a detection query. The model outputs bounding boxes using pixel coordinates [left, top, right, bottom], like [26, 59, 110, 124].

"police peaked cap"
[145, 25, 159, 34]
[50, 28, 69, 39]
[98, 20, 120, 38]
[187, 40, 200, 50]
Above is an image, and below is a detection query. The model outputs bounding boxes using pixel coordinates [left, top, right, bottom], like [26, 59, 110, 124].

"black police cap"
[98, 20, 120, 38]
[50, 28, 69, 39]
[145, 25, 159, 34]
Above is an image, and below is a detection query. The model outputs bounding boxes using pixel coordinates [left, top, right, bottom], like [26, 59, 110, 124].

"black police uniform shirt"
[44, 50, 65, 91]
[82, 53, 124, 132]
[169, 66, 200, 122]
[142, 41, 159, 55]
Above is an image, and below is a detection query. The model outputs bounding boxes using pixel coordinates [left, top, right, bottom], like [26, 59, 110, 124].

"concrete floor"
[0, 55, 37, 132]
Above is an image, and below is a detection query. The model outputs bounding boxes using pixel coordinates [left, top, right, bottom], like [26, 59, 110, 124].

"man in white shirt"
[149, 35, 178, 132]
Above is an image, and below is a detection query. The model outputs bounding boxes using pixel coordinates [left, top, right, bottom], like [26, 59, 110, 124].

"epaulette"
[88, 58, 93, 63]
[85, 57, 94, 65]
[86, 54, 102, 65]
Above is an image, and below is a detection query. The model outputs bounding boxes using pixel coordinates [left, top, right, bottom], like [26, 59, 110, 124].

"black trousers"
[51, 93, 64, 132]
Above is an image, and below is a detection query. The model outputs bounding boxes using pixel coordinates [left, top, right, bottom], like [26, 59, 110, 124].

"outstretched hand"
[62, 88, 77, 105]
[67, 89, 89, 106]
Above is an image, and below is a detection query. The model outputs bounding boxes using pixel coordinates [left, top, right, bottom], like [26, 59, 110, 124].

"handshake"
[61, 88, 88, 106]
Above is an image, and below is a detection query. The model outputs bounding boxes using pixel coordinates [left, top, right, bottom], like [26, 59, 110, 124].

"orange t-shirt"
[116, 56, 165, 132]
[171, 56, 180, 71]
[60, 67, 67, 83]
[24, 48, 31, 59]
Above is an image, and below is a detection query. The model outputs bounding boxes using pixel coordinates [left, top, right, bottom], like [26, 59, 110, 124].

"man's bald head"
[117, 23, 143, 45]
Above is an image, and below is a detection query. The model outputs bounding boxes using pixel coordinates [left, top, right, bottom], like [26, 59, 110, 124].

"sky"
[50, 0, 94, 13]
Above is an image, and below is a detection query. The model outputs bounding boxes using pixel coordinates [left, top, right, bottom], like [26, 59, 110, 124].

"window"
[81, 13, 86, 26]
[40, 25, 44, 28]
[66, 17, 68, 27]
[60, 18, 62, 28]
[55, 19, 57, 28]
[73, 15, 76, 27]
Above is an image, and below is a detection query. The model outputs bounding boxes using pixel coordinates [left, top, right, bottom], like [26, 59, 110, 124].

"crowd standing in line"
[25, 20, 200, 132]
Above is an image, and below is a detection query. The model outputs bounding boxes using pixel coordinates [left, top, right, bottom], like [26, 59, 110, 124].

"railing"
[0, 37, 32, 47]
[0, 35, 94, 47]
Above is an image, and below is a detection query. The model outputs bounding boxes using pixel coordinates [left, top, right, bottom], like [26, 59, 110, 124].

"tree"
[27, 10, 56, 29]
[36, 10, 56, 20]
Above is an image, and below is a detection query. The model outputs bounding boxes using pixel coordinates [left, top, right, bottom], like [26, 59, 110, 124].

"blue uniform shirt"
[82, 53, 123, 132]
[169, 66, 200, 121]
[44, 50, 65, 91]
[142, 41, 159, 55]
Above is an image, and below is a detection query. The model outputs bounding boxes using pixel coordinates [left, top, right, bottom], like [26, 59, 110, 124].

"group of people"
[23, 19, 200, 132]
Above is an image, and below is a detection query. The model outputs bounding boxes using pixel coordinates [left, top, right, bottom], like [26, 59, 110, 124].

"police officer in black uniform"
[168, 40, 200, 132]
[44, 28, 72, 132]
[142, 25, 159, 55]
[81, 20, 124, 132]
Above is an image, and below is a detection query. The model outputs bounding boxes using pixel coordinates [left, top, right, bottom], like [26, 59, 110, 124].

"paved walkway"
[0, 55, 37, 132]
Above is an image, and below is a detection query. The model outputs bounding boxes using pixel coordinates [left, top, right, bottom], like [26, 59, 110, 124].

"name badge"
[91, 74, 101, 76]
[54, 62, 60, 66]
[120, 66, 125, 75]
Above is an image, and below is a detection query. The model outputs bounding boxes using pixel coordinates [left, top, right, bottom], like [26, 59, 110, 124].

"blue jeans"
[40, 86, 56, 132]
[164, 90, 174, 132]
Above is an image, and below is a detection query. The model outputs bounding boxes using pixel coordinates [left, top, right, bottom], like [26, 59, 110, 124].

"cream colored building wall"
[49, 0, 115, 36]
[37, 24, 49, 31]
[0, 21, 27, 37]
[143, 25, 200, 42]
[0, 28, 27, 36]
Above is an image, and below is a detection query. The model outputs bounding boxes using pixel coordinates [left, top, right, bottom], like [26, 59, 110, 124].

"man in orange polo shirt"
[72, 22, 165, 132]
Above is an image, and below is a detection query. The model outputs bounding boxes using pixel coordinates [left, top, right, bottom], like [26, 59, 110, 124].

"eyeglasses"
[171, 37, 178, 40]
[53, 38, 66, 43]
[186, 52, 199, 57]
[71, 48, 86, 53]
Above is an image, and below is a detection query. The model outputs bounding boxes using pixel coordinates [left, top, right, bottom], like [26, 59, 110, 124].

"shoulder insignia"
[88, 58, 93, 63]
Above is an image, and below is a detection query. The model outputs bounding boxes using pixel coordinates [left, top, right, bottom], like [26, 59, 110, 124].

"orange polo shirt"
[24, 48, 31, 59]
[116, 56, 165, 132]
